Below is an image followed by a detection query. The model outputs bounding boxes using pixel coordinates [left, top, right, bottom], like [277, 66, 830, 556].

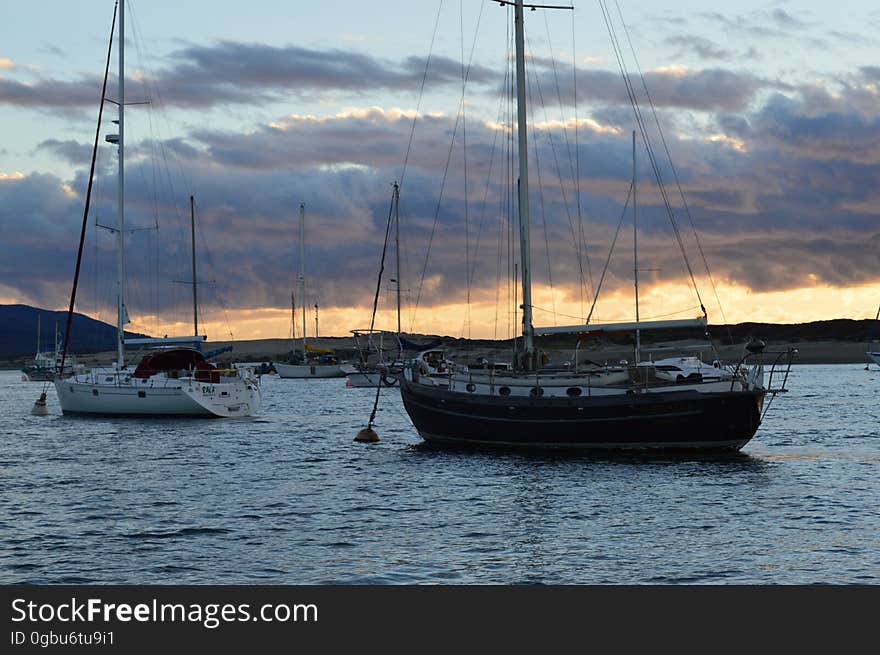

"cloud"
[5, 37, 880, 335]
[531, 65, 772, 113]
[0, 41, 497, 110]
[1, 39, 775, 118]
[664, 36, 732, 61]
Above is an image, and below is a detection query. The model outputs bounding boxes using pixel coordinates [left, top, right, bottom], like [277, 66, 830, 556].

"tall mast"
[633, 130, 640, 364]
[115, 0, 126, 369]
[36, 314, 41, 357]
[513, 0, 534, 365]
[190, 195, 199, 337]
[314, 304, 319, 339]
[299, 202, 307, 353]
[394, 182, 401, 336]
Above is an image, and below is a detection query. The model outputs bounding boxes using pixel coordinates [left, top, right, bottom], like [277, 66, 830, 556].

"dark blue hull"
[399, 378, 764, 451]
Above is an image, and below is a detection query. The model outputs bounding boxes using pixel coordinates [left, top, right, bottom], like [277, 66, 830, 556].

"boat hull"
[53, 377, 261, 418]
[274, 362, 346, 378]
[399, 377, 764, 451]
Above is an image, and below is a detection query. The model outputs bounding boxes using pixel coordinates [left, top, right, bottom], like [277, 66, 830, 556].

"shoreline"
[3, 336, 876, 368]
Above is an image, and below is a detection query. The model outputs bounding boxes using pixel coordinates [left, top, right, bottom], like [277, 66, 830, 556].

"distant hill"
[0, 304, 148, 357]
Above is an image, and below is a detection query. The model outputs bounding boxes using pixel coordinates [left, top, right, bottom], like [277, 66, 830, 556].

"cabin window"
[465, 383, 476, 393]
[566, 387, 582, 397]
[530, 387, 544, 397]
[498, 386, 511, 396]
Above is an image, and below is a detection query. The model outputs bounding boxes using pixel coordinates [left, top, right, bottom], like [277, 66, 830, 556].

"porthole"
[566, 387, 582, 397]
[92, 389, 98, 396]
[530, 387, 544, 397]
[138, 390, 146, 398]
[466, 383, 476, 393]
[498, 386, 511, 396]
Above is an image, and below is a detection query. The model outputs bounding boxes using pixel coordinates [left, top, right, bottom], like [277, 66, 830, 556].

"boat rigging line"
[610, 0, 734, 346]
[355, 183, 398, 443]
[410, 2, 485, 334]
[598, 0, 707, 318]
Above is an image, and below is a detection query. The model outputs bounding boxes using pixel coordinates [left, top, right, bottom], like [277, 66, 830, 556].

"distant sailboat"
[53, 1, 261, 417]
[21, 317, 83, 382]
[274, 203, 345, 379]
[867, 304, 880, 369]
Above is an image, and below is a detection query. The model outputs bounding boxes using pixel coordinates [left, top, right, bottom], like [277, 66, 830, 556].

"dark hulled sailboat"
[398, 0, 788, 451]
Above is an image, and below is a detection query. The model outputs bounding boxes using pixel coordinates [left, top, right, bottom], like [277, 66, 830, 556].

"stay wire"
[613, 0, 733, 344]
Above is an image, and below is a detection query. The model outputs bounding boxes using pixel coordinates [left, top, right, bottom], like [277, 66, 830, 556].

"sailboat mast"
[633, 130, 641, 364]
[115, 0, 126, 370]
[394, 182, 402, 336]
[36, 314, 40, 357]
[513, 0, 534, 364]
[190, 195, 199, 337]
[299, 202, 307, 353]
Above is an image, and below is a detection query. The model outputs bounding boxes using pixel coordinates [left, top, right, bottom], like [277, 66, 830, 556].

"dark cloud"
[5, 77, 880, 331]
[6, 41, 880, 331]
[0, 76, 104, 108]
[0, 42, 497, 110]
[664, 35, 732, 61]
[532, 66, 771, 113]
[2, 39, 773, 116]
[37, 139, 93, 165]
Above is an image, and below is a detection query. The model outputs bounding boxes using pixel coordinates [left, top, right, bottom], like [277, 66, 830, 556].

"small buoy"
[354, 427, 379, 443]
[31, 392, 49, 416]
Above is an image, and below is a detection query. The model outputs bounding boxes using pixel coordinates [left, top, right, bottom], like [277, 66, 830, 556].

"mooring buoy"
[355, 427, 379, 443]
[31, 392, 49, 416]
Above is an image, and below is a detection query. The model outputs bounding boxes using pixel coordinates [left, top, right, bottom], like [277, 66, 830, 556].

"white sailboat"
[21, 318, 84, 382]
[53, 1, 260, 417]
[274, 203, 346, 378]
[397, 0, 792, 450]
[867, 304, 880, 368]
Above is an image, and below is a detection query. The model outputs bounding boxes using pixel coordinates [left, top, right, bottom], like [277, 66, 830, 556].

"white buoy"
[31, 392, 49, 416]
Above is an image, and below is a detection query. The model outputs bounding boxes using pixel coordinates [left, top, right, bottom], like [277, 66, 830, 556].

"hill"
[0, 304, 148, 358]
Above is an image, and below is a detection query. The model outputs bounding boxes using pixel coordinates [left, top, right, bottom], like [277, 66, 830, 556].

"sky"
[2, 0, 880, 342]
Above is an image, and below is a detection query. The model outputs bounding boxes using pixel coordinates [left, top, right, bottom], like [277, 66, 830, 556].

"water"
[1, 365, 877, 584]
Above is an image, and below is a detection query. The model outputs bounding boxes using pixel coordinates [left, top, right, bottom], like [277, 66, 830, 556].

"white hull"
[274, 362, 346, 378]
[53, 371, 261, 417]
[868, 351, 880, 367]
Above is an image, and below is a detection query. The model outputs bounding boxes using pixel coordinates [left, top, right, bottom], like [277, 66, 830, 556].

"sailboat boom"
[534, 316, 707, 336]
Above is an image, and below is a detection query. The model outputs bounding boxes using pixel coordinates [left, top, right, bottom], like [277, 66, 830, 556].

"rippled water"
[1, 365, 878, 584]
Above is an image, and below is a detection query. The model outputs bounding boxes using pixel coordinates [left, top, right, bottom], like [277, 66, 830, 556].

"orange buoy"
[354, 427, 379, 443]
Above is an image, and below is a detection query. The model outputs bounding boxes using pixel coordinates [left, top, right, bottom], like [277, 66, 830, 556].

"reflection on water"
[0, 364, 877, 584]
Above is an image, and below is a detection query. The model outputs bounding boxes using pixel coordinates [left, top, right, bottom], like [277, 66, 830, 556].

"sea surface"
[1, 364, 877, 584]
